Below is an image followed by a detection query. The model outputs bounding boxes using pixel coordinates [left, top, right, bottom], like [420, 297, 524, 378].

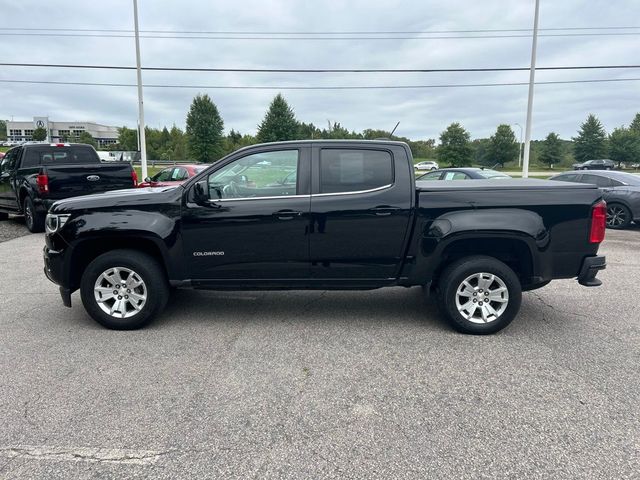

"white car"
[415, 161, 439, 171]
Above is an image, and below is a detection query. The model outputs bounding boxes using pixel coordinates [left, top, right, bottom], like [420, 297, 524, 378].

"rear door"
[309, 145, 413, 281]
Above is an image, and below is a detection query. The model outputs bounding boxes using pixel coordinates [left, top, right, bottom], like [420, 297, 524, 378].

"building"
[6, 117, 119, 148]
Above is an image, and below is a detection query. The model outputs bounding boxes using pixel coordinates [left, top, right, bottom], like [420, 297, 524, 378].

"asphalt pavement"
[0, 226, 638, 479]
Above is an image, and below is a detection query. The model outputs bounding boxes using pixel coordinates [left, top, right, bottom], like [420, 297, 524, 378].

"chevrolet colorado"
[0, 143, 137, 232]
[43, 140, 606, 334]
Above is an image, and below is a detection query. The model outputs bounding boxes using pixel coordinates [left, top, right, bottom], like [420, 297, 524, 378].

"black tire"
[606, 203, 632, 229]
[437, 255, 522, 335]
[80, 249, 169, 330]
[0, 212, 8, 221]
[23, 196, 45, 233]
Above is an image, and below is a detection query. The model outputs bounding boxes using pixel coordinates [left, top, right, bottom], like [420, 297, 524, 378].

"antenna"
[390, 121, 400, 136]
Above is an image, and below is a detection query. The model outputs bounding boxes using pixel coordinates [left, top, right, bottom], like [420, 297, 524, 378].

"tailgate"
[44, 163, 134, 199]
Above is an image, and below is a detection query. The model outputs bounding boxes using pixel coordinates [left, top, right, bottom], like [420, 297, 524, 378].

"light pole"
[133, 0, 148, 180]
[513, 123, 523, 168]
[522, 0, 540, 178]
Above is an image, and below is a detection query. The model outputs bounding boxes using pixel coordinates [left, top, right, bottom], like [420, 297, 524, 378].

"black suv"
[572, 159, 615, 170]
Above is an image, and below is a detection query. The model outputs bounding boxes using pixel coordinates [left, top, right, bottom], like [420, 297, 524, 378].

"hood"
[50, 186, 182, 213]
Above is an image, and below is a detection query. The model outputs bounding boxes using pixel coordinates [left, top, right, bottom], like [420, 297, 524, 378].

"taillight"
[131, 169, 138, 187]
[36, 173, 49, 195]
[589, 200, 606, 244]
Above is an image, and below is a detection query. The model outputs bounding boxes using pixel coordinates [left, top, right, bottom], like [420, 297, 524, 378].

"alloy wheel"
[454, 272, 509, 324]
[93, 267, 147, 318]
[607, 205, 628, 227]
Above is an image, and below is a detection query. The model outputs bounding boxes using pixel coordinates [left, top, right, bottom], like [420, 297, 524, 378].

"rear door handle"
[273, 209, 303, 220]
[369, 205, 401, 216]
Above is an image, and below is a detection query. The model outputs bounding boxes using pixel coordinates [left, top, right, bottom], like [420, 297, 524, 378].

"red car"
[138, 164, 207, 188]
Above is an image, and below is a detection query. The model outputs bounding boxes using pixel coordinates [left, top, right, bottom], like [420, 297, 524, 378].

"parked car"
[0, 143, 138, 232]
[0, 152, 4, 160]
[137, 164, 208, 188]
[550, 170, 640, 229]
[418, 168, 512, 181]
[43, 140, 606, 334]
[572, 159, 616, 170]
[415, 161, 439, 171]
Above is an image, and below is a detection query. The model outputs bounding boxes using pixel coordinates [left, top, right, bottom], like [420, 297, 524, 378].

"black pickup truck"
[43, 140, 606, 334]
[0, 143, 137, 232]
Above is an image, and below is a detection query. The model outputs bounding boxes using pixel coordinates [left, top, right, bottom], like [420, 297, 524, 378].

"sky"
[1, 0, 638, 141]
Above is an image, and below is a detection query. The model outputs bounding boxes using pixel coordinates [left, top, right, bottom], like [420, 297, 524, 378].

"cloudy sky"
[1, 0, 638, 141]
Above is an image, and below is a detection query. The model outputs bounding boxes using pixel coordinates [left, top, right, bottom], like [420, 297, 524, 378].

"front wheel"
[80, 249, 169, 329]
[437, 256, 522, 334]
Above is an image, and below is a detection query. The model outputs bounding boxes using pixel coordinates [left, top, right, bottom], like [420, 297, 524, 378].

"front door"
[181, 146, 311, 285]
[309, 146, 413, 281]
[0, 148, 20, 210]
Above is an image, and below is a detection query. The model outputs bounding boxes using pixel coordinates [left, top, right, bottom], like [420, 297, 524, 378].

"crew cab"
[43, 140, 607, 334]
[0, 143, 137, 232]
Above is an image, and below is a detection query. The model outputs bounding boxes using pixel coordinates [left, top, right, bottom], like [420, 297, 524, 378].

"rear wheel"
[437, 256, 522, 334]
[23, 196, 45, 233]
[606, 203, 631, 229]
[80, 249, 169, 329]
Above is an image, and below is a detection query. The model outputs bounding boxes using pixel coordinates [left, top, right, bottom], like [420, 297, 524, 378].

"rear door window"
[319, 149, 393, 194]
[554, 174, 580, 182]
[581, 174, 613, 188]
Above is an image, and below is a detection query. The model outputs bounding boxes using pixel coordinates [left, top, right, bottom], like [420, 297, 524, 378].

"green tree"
[609, 126, 640, 167]
[256, 94, 299, 143]
[437, 122, 472, 167]
[487, 124, 519, 167]
[0, 120, 7, 141]
[186, 94, 225, 162]
[573, 114, 608, 162]
[630, 113, 640, 134]
[471, 138, 491, 166]
[169, 125, 187, 161]
[32, 127, 47, 141]
[77, 131, 98, 148]
[117, 126, 138, 151]
[539, 132, 564, 167]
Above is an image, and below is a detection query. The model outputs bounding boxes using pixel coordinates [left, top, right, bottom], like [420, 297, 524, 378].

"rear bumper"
[577, 255, 606, 287]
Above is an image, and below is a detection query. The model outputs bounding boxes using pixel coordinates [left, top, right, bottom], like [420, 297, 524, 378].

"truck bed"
[416, 178, 598, 191]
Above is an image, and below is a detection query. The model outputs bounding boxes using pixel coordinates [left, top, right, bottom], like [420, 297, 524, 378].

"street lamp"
[513, 123, 523, 168]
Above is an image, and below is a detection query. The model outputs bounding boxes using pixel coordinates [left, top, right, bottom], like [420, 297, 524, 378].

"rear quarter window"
[319, 149, 393, 194]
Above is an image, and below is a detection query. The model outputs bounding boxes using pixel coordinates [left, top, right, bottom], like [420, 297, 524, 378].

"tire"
[23, 196, 45, 233]
[437, 255, 522, 335]
[606, 203, 632, 229]
[80, 249, 169, 330]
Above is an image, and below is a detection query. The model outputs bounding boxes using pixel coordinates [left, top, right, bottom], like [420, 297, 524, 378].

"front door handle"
[369, 205, 401, 216]
[273, 209, 302, 220]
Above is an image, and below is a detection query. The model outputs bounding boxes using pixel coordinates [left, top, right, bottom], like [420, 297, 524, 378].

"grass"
[133, 166, 164, 180]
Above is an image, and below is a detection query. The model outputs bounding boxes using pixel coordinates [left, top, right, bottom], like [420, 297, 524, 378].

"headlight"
[45, 214, 71, 234]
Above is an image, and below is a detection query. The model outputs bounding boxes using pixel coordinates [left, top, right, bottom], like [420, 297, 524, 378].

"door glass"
[172, 167, 188, 180]
[418, 171, 442, 181]
[581, 174, 613, 187]
[208, 150, 299, 199]
[443, 172, 469, 180]
[153, 168, 174, 182]
[319, 149, 393, 193]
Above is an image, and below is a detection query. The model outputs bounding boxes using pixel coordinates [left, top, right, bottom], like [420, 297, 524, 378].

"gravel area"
[0, 216, 29, 243]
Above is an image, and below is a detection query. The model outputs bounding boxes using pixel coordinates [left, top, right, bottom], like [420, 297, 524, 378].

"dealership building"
[6, 117, 119, 147]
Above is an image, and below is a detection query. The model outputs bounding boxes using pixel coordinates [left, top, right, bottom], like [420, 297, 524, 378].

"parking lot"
[0, 222, 638, 478]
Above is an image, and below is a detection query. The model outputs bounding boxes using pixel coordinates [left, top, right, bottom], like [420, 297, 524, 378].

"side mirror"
[192, 179, 210, 206]
[144, 176, 151, 183]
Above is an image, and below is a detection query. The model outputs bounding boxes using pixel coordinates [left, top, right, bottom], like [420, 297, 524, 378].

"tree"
[573, 114, 608, 162]
[539, 132, 564, 167]
[186, 94, 225, 163]
[0, 120, 7, 141]
[609, 126, 640, 167]
[117, 126, 138, 151]
[32, 127, 47, 141]
[471, 138, 491, 166]
[169, 125, 187, 161]
[487, 124, 519, 167]
[77, 131, 98, 148]
[630, 113, 640, 134]
[256, 94, 299, 143]
[437, 122, 472, 167]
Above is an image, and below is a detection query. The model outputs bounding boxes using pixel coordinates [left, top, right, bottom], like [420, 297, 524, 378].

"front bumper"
[577, 255, 606, 287]
[43, 245, 72, 307]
